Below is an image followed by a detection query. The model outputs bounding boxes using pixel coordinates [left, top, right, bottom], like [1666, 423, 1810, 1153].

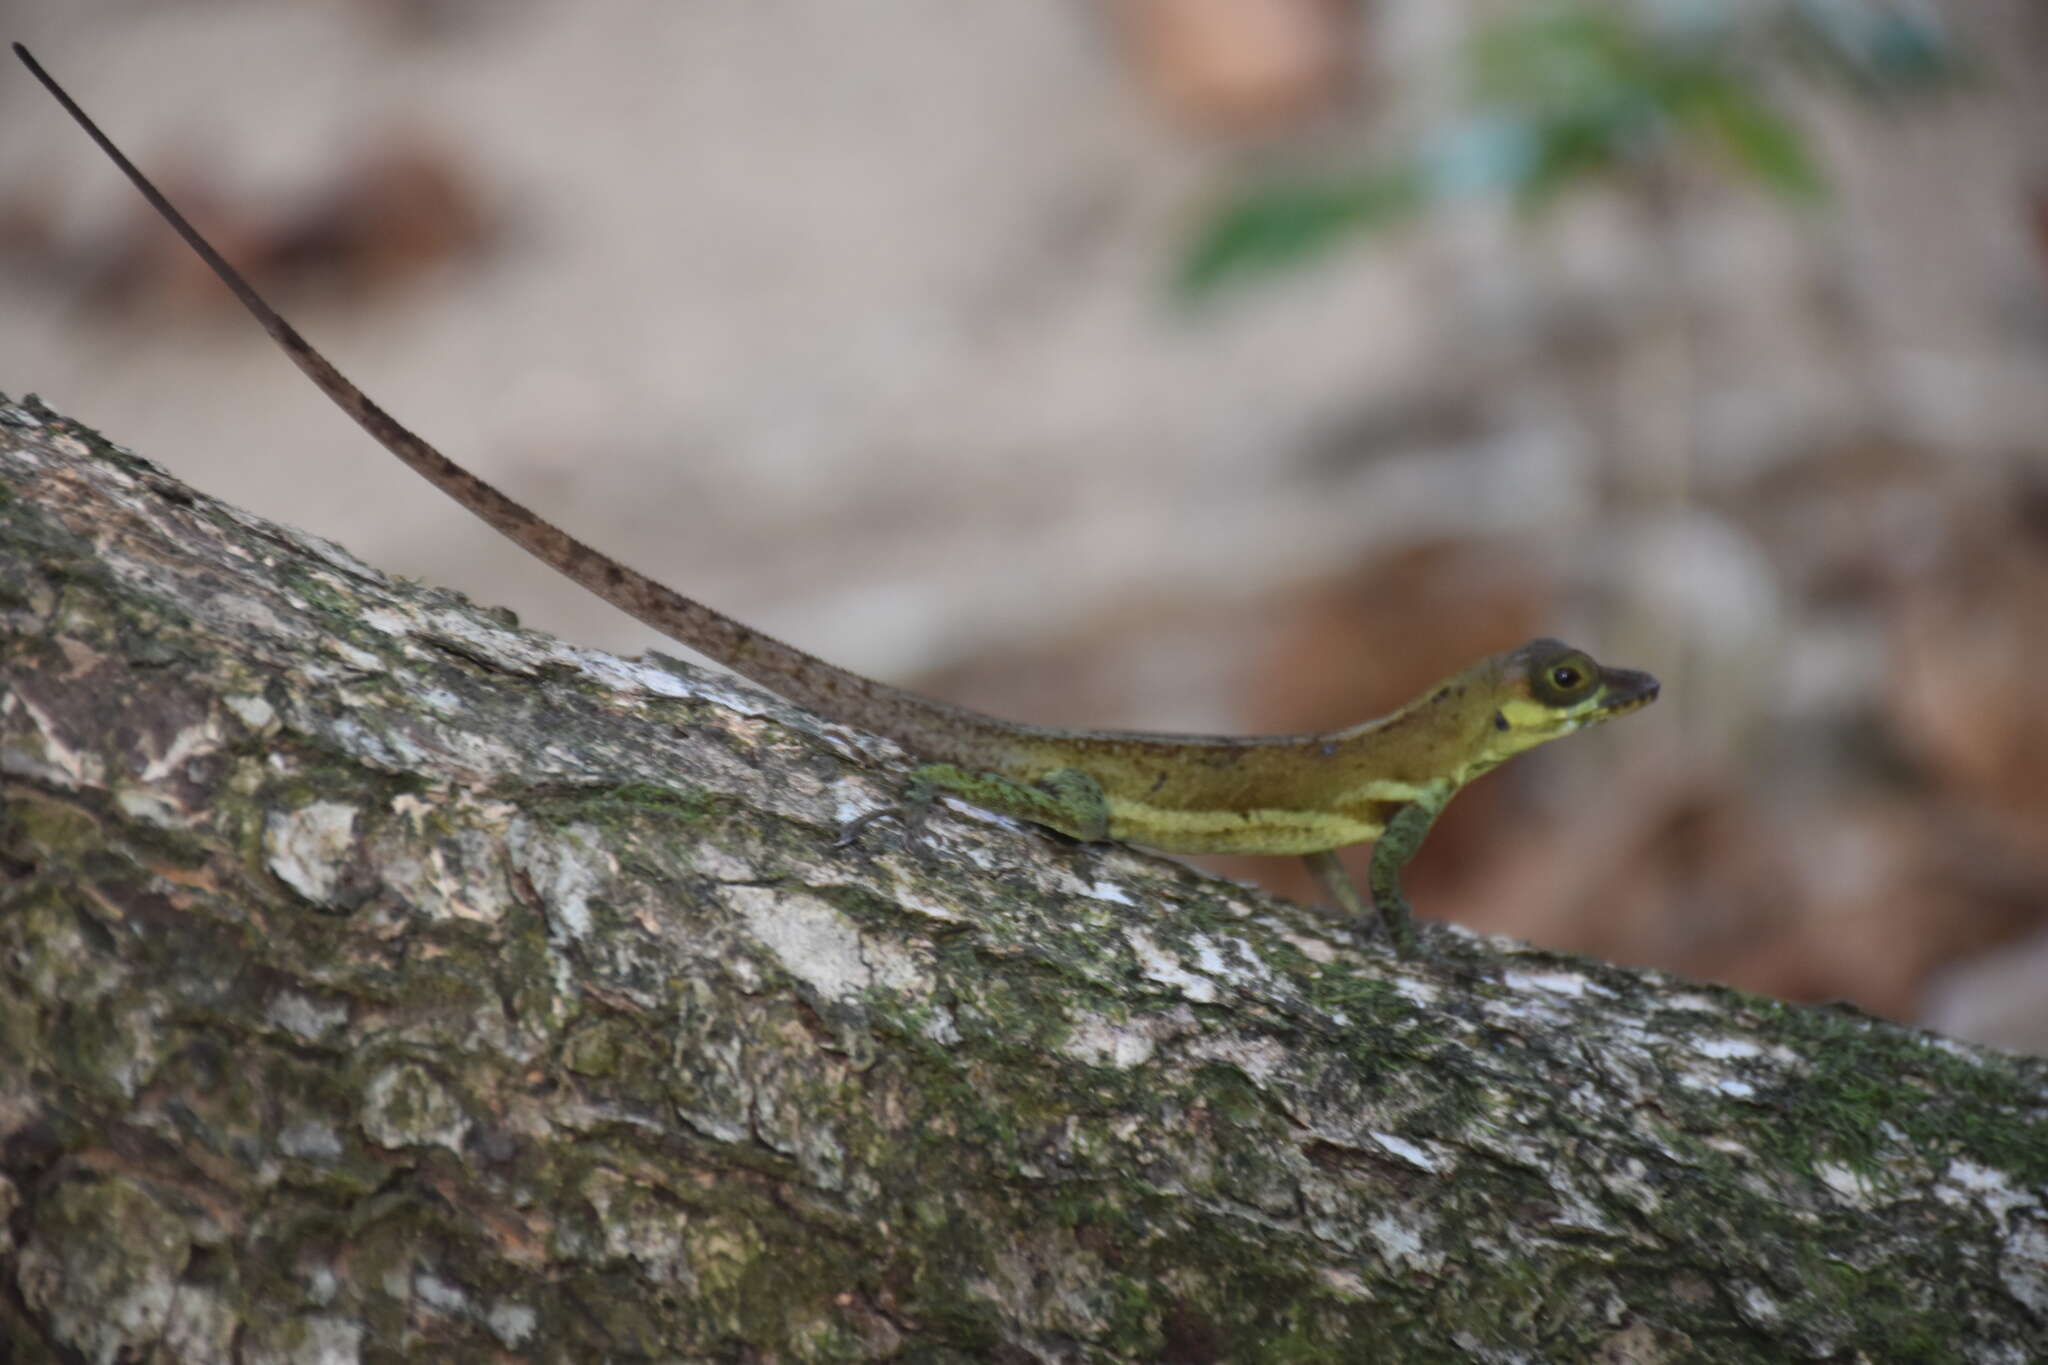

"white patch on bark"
[1693, 1036, 1764, 1061]
[268, 991, 348, 1043]
[3, 691, 106, 788]
[1086, 879, 1138, 907]
[887, 887, 971, 925]
[1185, 1032, 1290, 1085]
[414, 1271, 470, 1312]
[507, 820, 612, 941]
[223, 692, 278, 732]
[137, 715, 223, 782]
[1366, 1214, 1444, 1273]
[1273, 928, 1337, 963]
[727, 886, 931, 1000]
[1503, 968, 1606, 998]
[1123, 928, 1272, 1005]
[580, 652, 703, 699]
[383, 797, 518, 924]
[265, 802, 360, 905]
[204, 591, 296, 640]
[1061, 1014, 1160, 1069]
[1123, 928, 1220, 1003]
[16, 1177, 188, 1365]
[162, 1282, 238, 1365]
[1816, 1162, 1882, 1204]
[279, 1121, 344, 1162]
[1370, 1131, 1442, 1173]
[1937, 1159, 2038, 1230]
[115, 787, 185, 827]
[1735, 1282, 1784, 1328]
[1393, 978, 1441, 1008]
[420, 608, 552, 675]
[324, 639, 384, 672]
[2001, 1219, 2048, 1317]
[240, 1314, 363, 1365]
[360, 1062, 472, 1153]
[415, 687, 464, 716]
[487, 1300, 539, 1346]
[358, 606, 415, 637]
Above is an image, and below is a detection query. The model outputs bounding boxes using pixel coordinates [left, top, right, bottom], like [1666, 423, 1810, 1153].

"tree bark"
[1, 392, 2043, 1363]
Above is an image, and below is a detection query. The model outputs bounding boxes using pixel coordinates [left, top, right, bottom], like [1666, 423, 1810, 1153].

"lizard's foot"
[831, 807, 894, 848]
[1363, 879, 1422, 960]
[832, 771, 940, 849]
[1381, 902, 1421, 958]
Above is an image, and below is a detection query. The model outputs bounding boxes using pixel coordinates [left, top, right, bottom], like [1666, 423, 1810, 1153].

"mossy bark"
[1, 393, 2044, 1363]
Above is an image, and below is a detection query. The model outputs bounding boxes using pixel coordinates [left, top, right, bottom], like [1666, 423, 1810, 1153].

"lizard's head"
[1477, 637, 1660, 762]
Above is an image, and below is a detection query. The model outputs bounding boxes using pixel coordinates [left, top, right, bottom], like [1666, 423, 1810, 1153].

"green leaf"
[1175, 168, 1424, 297]
[1171, 0, 1950, 294]
[1684, 79, 1826, 199]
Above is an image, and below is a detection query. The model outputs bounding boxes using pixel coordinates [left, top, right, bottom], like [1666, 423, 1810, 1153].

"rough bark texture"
[1, 392, 2044, 1364]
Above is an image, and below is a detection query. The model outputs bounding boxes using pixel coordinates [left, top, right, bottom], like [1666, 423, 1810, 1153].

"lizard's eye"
[1530, 649, 1598, 705]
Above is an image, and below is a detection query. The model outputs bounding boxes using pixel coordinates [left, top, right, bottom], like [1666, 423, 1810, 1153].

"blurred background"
[3, 0, 2044, 1048]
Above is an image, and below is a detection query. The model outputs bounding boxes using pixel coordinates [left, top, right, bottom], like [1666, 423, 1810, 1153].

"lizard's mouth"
[1594, 667, 1661, 718]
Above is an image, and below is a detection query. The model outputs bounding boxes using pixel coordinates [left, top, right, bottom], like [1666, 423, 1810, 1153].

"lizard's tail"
[15, 43, 1035, 774]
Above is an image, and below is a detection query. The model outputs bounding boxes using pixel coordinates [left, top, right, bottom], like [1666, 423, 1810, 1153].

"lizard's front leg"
[1302, 798, 1444, 956]
[1361, 798, 1443, 956]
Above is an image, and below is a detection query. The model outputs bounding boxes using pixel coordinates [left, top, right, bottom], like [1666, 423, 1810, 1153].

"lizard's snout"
[1599, 667, 1661, 714]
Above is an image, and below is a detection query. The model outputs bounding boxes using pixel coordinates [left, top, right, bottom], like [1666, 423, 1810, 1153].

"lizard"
[14, 44, 1659, 955]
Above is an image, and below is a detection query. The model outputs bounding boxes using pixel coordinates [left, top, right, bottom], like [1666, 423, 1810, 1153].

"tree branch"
[2, 393, 2043, 1361]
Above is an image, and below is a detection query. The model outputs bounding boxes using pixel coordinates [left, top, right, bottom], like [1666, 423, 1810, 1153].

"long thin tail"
[14, 43, 1026, 765]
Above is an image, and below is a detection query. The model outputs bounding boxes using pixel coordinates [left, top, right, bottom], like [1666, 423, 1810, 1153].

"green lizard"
[16, 45, 1659, 954]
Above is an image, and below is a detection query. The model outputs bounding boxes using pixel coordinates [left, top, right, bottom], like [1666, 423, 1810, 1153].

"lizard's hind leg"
[906, 763, 1112, 842]
[833, 764, 1111, 849]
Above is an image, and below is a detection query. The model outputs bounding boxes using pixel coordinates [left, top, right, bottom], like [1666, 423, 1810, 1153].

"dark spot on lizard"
[1433, 686, 1450, 703]
[1493, 710, 1509, 732]
[1319, 742, 1339, 758]
[1148, 772, 1168, 795]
